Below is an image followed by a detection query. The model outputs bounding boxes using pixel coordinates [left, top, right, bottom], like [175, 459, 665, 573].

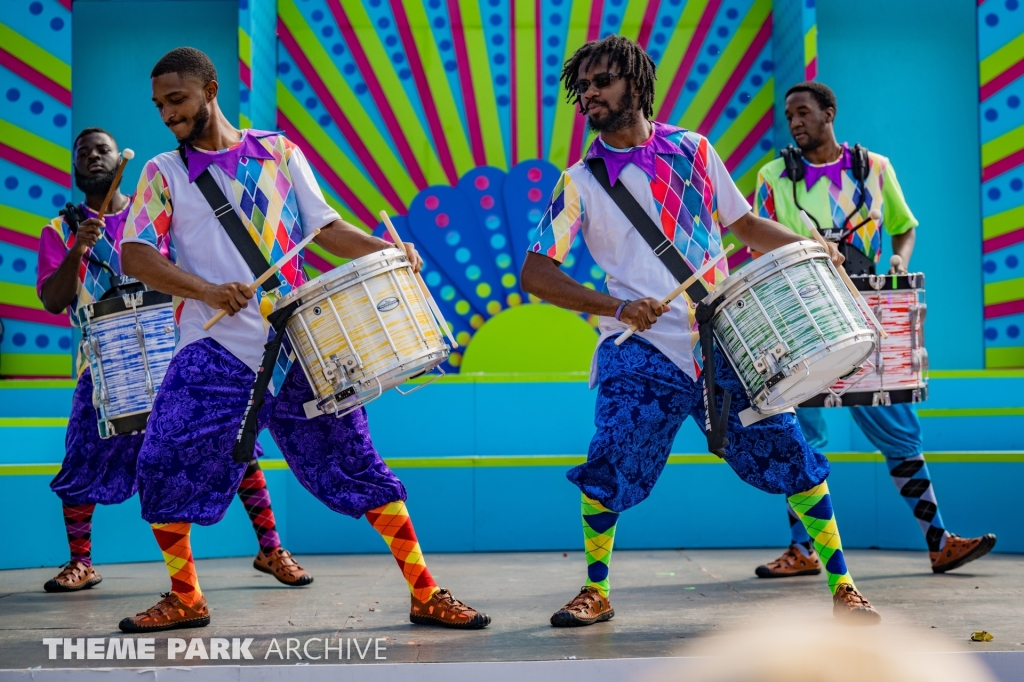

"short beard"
[586, 82, 639, 134]
[175, 101, 211, 145]
[74, 167, 116, 196]
[797, 134, 824, 154]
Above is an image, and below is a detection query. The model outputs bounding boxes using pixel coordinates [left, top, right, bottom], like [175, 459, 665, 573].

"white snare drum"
[277, 248, 449, 417]
[78, 289, 176, 438]
[706, 242, 876, 419]
[802, 272, 927, 407]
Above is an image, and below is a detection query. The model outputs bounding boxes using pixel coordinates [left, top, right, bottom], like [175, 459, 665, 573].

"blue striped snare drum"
[706, 242, 876, 422]
[78, 289, 176, 438]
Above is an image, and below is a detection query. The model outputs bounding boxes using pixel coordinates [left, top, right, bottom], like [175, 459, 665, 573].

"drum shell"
[801, 272, 927, 407]
[277, 249, 448, 415]
[707, 242, 875, 415]
[78, 291, 176, 438]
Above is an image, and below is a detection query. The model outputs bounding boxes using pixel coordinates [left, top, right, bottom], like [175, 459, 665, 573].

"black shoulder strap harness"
[177, 146, 297, 463]
[587, 157, 730, 456]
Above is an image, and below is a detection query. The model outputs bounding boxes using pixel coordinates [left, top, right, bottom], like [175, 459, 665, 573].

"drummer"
[520, 36, 880, 626]
[36, 128, 311, 594]
[753, 81, 996, 578]
[119, 47, 488, 633]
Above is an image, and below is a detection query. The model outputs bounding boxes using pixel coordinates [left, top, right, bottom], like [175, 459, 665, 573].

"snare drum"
[78, 289, 176, 438]
[707, 242, 876, 419]
[801, 273, 927, 407]
[276, 248, 449, 417]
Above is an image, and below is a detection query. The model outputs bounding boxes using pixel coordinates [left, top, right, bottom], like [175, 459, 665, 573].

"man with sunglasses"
[521, 35, 881, 627]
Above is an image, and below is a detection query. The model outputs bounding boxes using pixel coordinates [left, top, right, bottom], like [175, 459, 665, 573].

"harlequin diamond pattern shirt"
[121, 129, 339, 372]
[529, 123, 750, 383]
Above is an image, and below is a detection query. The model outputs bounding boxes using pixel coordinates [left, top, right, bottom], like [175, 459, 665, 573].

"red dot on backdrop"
[474, 176, 489, 190]
[425, 196, 439, 210]
[435, 213, 449, 227]
[527, 168, 542, 182]
[527, 188, 542, 202]
[480, 195, 494, 209]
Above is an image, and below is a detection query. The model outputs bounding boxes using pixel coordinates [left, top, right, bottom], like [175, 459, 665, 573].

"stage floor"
[1, 549, 1022, 677]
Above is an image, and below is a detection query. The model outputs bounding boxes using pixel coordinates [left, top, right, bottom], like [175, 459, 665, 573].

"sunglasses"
[572, 72, 624, 96]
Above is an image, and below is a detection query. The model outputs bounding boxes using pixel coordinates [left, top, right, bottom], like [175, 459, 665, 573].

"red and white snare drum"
[801, 272, 927, 408]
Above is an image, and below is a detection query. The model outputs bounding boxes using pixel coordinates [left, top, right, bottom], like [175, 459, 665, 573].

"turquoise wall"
[71, 0, 240, 205]
[817, 0, 984, 370]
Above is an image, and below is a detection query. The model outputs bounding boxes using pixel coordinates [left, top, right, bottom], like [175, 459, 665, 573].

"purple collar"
[585, 121, 685, 185]
[782, 143, 851, 191]
[183, 129, 276, 183]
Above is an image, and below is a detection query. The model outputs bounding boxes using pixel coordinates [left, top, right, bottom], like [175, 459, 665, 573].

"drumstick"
[378, 210, 459, 349]
[203, 228, 321, 331]
[97, 149, 134, 219]
[614, 244, 734, 346]
[799, 211, 888, 339]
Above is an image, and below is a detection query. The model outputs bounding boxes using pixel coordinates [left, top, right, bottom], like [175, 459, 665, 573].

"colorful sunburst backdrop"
[276, 0, 782, 371]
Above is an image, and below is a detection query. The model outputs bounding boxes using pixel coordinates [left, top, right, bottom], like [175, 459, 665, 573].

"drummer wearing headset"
[522, 35, 881, 628]
[753, 81, 995, 579]
[35, 128, 313, 597]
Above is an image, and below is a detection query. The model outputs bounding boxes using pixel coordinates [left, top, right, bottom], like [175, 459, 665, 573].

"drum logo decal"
[798, 284, 821, 299]
[376, 297, 400, 312]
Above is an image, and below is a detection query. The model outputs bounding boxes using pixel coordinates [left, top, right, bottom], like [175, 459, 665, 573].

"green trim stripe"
[984, 277, 1024, 305]
[983, 204, 1024, 240]
[986, 347, 1024, 369]
[930, 369, 1024, 378]
[980, 31, 1024, 85]
[0, 119, 69, 175]
[0, 355, 71, 378]
[0, 417, 68, 427]
[0, 281, 46, 310]
[0, 22, 71, 89]
[5, 452, 1024, 476]
[0, 204, 49, 238]
[918, 407, 1024, 418]
[981, 122, 1024, 167]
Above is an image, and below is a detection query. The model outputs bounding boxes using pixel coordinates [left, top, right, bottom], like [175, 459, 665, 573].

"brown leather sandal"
[254, 547, 313, 586]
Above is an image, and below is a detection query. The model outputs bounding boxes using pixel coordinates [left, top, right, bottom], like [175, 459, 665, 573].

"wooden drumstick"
[614, 244, 734, 346]
[799, 211, 888, 339]
[203, 229, 321, 331]
[890, 254, 903, 272]
[97, 149, 134, 219]
[378, 210, 459, 349]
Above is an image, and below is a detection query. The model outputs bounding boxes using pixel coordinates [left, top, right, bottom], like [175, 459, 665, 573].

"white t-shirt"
[531, 129, 750, 383]
[122, 132, 339, 371]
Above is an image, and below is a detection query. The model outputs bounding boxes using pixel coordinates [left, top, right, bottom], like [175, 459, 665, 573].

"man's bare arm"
[890, 228, 915, 273]
[520, 252, 668, 331]
[728, 212, 844, 266]
[314, 218, 422, 271]
[121, 242, 253, 315]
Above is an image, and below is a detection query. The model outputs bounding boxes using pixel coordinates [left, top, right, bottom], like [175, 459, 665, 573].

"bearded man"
[521, 36, 881, 627]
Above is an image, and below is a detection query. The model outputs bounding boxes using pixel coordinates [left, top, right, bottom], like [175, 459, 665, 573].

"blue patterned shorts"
[568, 337, 830, 512]
[136, 338, 406, 525]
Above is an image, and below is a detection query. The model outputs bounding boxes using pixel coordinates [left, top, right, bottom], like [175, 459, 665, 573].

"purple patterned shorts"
[137, 338, 406, 525]
[50, 370, 143, 506]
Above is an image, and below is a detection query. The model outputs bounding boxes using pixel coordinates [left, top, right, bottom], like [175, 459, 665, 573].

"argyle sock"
[787, 501, 815, 556]
[582, 494, 619, 597]
[151, 523, 203, 606]
[365, 501, 439, 603]
[237, 460, 281, 554]
[788, 482, 854, 594]
[886, 454, 949, 552]
[63, 503, 95, 567]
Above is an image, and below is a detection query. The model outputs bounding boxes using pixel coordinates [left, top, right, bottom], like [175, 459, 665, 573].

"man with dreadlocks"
[521, 35, 881, 626]
[36, 127, 313, 595]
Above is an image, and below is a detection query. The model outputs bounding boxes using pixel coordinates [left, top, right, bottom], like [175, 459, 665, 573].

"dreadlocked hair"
[561, 35, 657, 117]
